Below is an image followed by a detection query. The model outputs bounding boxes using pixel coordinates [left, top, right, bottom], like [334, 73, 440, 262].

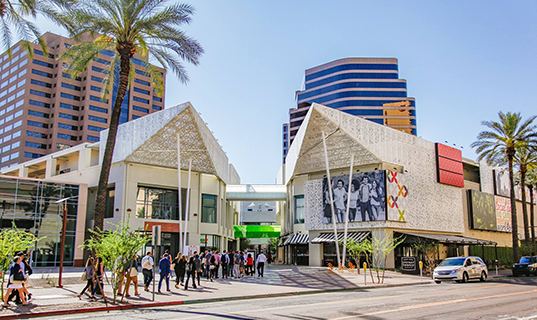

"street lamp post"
[54, 195, 79, 288]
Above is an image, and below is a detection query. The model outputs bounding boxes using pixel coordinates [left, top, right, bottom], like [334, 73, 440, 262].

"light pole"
[54, 195, 79, 288]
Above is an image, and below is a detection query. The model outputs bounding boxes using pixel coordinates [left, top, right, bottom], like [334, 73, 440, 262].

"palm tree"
[0, 0, 71, 54]
[513, 145, 537, 244]
[526, 166, 537, 245]
[61, 0, 203, 232]
[471, 112, 537, 263]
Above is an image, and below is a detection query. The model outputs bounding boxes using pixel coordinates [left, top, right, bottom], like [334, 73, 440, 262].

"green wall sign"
[233, 225, 281, 238]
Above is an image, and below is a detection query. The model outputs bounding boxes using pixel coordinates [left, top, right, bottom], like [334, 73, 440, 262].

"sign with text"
[401, 257, 417, 273]
[495, 196, 512, 233]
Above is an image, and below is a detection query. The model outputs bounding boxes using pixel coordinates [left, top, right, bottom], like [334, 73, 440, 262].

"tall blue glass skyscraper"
[283, 58, 417, 162]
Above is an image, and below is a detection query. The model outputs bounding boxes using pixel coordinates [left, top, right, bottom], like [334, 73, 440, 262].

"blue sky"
[35, 1, 537, 184]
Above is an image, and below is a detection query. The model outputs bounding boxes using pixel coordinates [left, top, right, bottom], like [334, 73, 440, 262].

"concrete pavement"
[0, 264, 459, 318]
[42, 275, 537, 320]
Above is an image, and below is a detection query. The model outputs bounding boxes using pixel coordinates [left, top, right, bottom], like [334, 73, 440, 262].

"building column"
[18, 167, 29, 178]
[78, 147, 92, 171]
[45, 158, 57, 179]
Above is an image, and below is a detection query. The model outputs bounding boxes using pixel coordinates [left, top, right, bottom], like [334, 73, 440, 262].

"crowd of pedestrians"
[2, 248, 272, 307]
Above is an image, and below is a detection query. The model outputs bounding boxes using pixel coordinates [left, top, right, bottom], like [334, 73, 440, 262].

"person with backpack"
[209, 255, 217, 282]
[221, 251, 229, 279]
[246, 253, 254, 276]
[184, 256, 197, 290]
[194, 253, 202, 287]
[78, 257, 95, 299]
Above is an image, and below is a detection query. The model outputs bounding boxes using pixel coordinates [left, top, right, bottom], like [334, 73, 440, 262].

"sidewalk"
[0, 265, 508, 318]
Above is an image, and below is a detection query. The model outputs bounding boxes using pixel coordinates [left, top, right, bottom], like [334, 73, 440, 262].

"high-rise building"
[0, 32, 165, 169]
[283, 57, 416, 162]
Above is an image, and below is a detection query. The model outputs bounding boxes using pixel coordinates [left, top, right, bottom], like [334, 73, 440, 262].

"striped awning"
[283, 233, 310, 246]
[311, 231, 370, 244]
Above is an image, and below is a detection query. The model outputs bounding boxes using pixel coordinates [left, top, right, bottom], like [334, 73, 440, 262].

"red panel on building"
[144, 221, 180, 233]
[435, 143, 464, 188]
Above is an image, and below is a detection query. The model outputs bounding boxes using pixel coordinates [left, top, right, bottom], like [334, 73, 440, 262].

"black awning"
[311, 231, 370, 244]
[401, 232, 497, 246]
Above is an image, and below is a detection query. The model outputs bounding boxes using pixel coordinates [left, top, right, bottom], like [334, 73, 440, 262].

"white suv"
[433, 256, 488, 284]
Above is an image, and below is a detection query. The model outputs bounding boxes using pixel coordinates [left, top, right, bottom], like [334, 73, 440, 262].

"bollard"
[363, 262, 367, 285]
[495, 259, 498, 276]
[419, 261, 423, 282]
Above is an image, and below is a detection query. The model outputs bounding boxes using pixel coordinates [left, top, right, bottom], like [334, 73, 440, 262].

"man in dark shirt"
[158, 253, 171, 293]
[193, 252, 202, 287]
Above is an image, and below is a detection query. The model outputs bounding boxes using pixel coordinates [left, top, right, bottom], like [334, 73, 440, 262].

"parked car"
[512, 256, 537, 277]
[433, 256, 488, 284]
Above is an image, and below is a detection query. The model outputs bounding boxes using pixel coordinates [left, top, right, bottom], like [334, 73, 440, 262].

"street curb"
[0, 281, 434, 320]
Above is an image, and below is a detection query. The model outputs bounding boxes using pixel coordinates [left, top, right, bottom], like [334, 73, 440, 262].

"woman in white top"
[370, 180, 383, 220]
[3, 256, 28, 307]
[348, 182, 359, 222]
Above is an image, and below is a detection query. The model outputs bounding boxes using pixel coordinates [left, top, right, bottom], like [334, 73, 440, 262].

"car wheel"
[435, 280, 441, 284]
[462, 272, 469, 283]
[480, 271, 487, 282]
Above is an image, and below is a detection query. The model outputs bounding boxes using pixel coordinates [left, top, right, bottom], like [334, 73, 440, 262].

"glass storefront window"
[136, 186, 187, 220]
[201, 194, 217, 223]
[0, 177, 80, 267]
[294, 195, 305, 224]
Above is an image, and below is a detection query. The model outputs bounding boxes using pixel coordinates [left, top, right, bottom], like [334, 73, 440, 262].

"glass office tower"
[283, 58, 417, 162]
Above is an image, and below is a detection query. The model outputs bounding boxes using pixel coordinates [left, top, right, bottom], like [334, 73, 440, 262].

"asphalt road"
[47, 277, 537, 320]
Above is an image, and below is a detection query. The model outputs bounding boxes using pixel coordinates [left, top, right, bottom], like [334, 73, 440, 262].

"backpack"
[186, 263, 193, 273]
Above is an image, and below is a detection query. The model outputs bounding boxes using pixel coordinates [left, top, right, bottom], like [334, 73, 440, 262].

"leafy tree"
[61, 0, 203, 232]
[0, 224, 41, 298]
[341, 237, 372, 275]
[81, 221, 149, 303]
[0, 0, 71, 54]
[371, 230, 405, 284]
[412, 241, 439, 278]
[471, 112, 537, 263]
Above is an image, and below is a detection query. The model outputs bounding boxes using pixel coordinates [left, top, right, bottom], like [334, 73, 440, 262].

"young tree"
[412, 241, 439, 278]
[471, 112, 537, 263]
[81, 221, 149, 303]
[342, 238, 372, 275]
[371, 229, 405, 284]
[61, 0, 203, 232]
[0, 225, 40, 298]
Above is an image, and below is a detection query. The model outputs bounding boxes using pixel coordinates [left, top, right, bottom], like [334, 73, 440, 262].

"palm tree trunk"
[508, 156, 519, 263]
[520, 166, 530, 244]
[530, 186, 535, 247]
[93, 54, 131, 232]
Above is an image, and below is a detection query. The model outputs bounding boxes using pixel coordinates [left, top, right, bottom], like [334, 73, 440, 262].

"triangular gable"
[285, 104, 383, 183]
[102, 102, 229, 182]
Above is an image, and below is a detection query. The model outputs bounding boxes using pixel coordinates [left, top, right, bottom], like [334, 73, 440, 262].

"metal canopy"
[401, 232, 497, 246]
[105, 102, 230, 183]
[311, 231, 370, 244]
[233, 225, 281, 238]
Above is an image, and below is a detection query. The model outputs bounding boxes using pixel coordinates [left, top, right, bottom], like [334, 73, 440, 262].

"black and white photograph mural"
[322, 171, 386, 223]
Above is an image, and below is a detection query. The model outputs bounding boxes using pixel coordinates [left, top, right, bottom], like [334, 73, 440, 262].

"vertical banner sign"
[386, 171, 408, 222]
[494, 196, 512, 232]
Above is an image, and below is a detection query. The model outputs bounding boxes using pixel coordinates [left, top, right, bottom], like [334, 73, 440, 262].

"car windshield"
[439, 258, 466, 266]
[520, 257, 531, 264]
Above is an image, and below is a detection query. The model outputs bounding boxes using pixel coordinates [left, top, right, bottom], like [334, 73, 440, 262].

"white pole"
[183, 158, 192, 255]
[177, 133, 183, 252]
[322, 131, 341, 268]
[342, 154, 354, 268]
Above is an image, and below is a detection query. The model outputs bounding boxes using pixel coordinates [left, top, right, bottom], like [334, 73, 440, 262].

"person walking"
[141, 252, 154, 292]
[173, 253, 186, 288]
[158, 253, 171, 293]
[3, 256, 28, 307]
[233, 251, 241, 279]
[209, 255, 217, 282]
[124, 255, 140, 297]
[89, 257, 104, 300]
[246, 253, 254, 276]
[227, 251, 234, 278]
[221, 251, 229, 279]
[78, 257, 95, 299]
[184, 257, 197, 290]
[214, 251, 220, 279]
[256, 251, 267, 277]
